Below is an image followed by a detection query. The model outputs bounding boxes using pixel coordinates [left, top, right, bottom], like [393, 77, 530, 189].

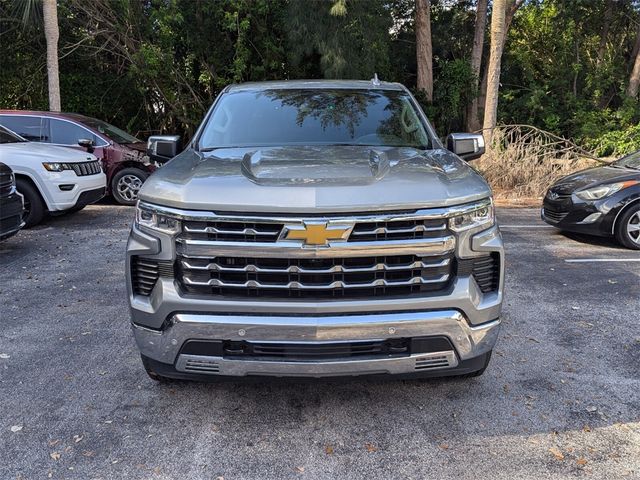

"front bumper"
[44, 171, 106, 211]
[133, 310, 500, 378]
[541, 191, 637, 237]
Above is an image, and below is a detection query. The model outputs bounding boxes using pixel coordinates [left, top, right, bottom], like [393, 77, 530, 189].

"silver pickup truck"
[127, 80, 504, 382]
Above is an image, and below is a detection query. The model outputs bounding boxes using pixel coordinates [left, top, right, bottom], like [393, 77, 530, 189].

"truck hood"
[139, 146, 492, 213]
[0, 142, 96, 163]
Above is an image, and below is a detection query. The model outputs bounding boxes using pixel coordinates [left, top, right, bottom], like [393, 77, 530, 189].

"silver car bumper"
[133, 310, 500, 377]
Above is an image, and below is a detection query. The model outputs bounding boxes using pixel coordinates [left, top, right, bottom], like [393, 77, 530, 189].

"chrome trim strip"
[183, 224, 281, 236]
[180, 257, 450, 273]
[181, 273, 450, 290]
[176, 236, 456, 258]
[138, 198, 492, 224]
[174, 351, 458, 377]
[350, 223, 447, 235]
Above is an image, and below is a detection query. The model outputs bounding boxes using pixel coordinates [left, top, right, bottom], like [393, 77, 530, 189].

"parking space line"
[500, 224, 555, 228]
[564, 258, 640, 263]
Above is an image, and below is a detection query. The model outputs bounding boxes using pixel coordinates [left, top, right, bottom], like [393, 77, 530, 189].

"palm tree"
[16, 0, 61, 111]
[42, 0, 61, 111]
[415, 0, 433, 102]
[482, 0, 507, 143]
[467, 0, 488, 132]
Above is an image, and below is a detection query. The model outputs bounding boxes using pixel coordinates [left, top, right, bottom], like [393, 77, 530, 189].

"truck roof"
[226, 79, 407, 92]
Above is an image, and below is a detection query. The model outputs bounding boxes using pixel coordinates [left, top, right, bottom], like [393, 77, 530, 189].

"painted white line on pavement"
[500, 224, 555, 228]
[564, 258, 640, 263]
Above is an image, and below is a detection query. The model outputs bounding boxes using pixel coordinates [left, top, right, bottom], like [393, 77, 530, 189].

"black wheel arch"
[14, 173, 47, 209]
[112, 160, 154, 176]
[611, 195, 640, 235]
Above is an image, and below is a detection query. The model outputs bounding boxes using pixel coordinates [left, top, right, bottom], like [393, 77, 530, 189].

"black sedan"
[542, 152, 640, 249]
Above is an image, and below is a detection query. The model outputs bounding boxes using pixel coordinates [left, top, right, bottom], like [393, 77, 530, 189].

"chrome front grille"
[177, 254, 453, 298]
[349, 218, 447, 241]
[182, 221, 283, 242]
[181, 216, 448, 243]
[138, 200, 496, 300]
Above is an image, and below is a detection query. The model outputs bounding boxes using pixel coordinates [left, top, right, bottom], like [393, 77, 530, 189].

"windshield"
[0, 125, 27, 144]
[198, 89, 432, 150]
[77, 117, 141, 144]
[614, 151, 640, 169]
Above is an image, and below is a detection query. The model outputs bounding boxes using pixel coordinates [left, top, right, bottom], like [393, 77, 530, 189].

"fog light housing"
[578, 212, 602, 224]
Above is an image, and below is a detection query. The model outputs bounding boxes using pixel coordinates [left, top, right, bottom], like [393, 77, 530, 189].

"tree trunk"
[482, 0, 507, 142]
[627, 28, 640, 97]
[470, 0, 522, 132]
[466, 0, 488, 132]
[632, 23, 640, 65]
[503, 0, 523, 40]
[43, 0, 61, 112]
[415, 0, 433, 102]
[597, 0, 614, 65]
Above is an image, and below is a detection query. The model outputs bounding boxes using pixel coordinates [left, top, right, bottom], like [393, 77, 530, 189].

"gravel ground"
[0, 205, 638, 480]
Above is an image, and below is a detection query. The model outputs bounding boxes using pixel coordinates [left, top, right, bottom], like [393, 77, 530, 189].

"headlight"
[42, 162, 67, 172]
[135, 204, 181, 234]
[575, 181, 639, 201]
[449, 203, 495, 232]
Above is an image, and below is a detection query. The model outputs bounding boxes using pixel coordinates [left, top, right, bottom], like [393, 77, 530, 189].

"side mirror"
[446, 133, 485, 161]
[147, 135, 181, 164]
[78, 138, 95, 153]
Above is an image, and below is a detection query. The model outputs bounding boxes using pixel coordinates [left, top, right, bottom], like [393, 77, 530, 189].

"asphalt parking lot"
[0, 205, 638, 480]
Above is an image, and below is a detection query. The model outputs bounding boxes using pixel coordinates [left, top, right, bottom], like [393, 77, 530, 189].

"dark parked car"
[0, 110, 158, 205]
[0, 162, 24, 241]
[542, 152, 640, 249]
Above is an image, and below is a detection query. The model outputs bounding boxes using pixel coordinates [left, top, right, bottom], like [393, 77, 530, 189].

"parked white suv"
[0, 125, 106, 227]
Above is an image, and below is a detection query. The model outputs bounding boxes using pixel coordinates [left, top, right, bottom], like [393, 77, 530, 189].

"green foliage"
[500, 0, 640, 153]
[286, 0, 392, 79]
[418, 59, 477, 135]
[1, 0, 640, 151]
[575, 99, 640, 155]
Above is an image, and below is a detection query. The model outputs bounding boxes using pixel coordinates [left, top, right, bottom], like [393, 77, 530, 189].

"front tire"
[111, 168, 148, 206]
[16, 179, 46, 228]
[614, 204, 640, 250]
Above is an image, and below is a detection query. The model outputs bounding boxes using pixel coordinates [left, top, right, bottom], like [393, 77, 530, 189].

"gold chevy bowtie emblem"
[284, 222, 351, 246]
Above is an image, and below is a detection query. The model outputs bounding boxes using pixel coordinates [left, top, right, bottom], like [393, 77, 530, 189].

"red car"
[0, 110, 157, 205]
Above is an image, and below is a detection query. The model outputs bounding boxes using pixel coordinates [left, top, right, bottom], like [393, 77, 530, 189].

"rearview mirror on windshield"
[446, 133, 485, 161]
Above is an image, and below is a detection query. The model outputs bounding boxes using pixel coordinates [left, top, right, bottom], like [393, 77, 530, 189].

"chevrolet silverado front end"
[126, 80, 504, 381]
